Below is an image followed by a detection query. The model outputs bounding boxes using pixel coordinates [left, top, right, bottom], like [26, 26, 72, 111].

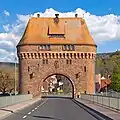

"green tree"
[111, 73, 120, 92]
[110, 65, 120, 91]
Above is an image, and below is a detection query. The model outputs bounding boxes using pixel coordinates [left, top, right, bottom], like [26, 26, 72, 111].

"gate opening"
[41, 74, 74, 98]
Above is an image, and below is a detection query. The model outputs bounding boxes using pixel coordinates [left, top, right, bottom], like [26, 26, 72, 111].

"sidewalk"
[0, 97, 41, 120]
[76, 98, 120, 120]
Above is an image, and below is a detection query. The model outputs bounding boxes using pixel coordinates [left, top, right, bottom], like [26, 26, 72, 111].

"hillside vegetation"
[96, 51, 120, 91]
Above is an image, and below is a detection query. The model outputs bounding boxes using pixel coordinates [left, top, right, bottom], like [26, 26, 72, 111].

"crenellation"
[18, 52, 96, 60]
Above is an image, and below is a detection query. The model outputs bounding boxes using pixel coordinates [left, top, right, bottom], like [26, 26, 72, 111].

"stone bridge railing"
[80, 94, 120, 111]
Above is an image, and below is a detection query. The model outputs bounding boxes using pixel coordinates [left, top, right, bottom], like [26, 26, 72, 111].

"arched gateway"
[17, 14, 96, 98]
[42, 73, 75, 98]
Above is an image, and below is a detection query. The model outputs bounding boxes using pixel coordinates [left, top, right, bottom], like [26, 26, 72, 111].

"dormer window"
[48, 34, 65, 38]
[62, 45, 75, 51]
[39, 45, 51, 51]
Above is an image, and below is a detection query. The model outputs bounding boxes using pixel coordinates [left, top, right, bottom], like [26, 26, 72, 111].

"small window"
[28, 66, 30, 72]
[62, 45, 75, 51]
[39, 45, 51, 51]
[43, 59, 48, 64]
[84, 66, 86, 72]
[66, 59, 69, 64]
[66, 59, 72, 64]
[48, 34, 65, 38]
[38, 64, 39, 67]
[75, 73, 79, 79]
[68, 45, 71, 50]
[43, 59, 45, 64]
[46, 59, 48, 64]
[30, 73, 34, 79]
[38, 53, 40, 58]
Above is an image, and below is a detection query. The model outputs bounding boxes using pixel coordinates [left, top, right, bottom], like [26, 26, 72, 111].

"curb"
[72, 99, 113, 120]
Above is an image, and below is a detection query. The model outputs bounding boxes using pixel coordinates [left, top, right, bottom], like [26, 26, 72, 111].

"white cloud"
[0, 8, 120, 62]
[3, 24, 10, 32]
[3, 10, 10, 16]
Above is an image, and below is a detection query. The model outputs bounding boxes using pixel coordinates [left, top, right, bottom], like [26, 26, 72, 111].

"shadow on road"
[41, 95, 73, 99]
[32, 115, 63, 120]
[0, 109, 63, 120]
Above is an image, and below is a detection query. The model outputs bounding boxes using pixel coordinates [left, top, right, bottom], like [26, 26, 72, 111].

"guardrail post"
[102, 94, 103, 107]
[97, 95, 98, 104]
[93, 94, 94, 103]
[117, 97, 119, 110]
[109, 96, 110, 108]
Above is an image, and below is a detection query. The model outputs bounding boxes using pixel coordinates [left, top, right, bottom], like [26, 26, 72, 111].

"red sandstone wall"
[17, 44, 96, 97]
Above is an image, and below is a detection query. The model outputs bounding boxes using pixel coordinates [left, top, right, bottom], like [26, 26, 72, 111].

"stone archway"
[41, 73, 76, 98]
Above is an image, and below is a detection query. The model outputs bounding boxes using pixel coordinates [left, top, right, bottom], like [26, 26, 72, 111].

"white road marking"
[28, 112, 31, 114]
[23, 115, 27, 119]
[38, 99, 48, 107]
[24, 99, 48, 119]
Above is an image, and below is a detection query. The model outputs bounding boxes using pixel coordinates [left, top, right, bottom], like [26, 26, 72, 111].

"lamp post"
[14, 56, 17, 95]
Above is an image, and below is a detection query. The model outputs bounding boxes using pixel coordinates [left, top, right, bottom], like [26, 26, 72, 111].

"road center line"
[38, 99, 48, 107]
[28, 112, 31, 114]
[26, 99, 48, 117]
[23, 115, 27, 119]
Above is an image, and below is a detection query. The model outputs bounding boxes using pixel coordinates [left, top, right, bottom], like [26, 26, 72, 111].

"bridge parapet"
[80, 94, 120, 111]
[0, 94, 32, 108]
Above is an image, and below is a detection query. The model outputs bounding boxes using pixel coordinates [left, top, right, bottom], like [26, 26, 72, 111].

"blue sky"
[0, 0, 120, 62]
[0, 0, 120, 15]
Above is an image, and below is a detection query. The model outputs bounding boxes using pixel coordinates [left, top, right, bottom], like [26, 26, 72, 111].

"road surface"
[2, 98, 98, 120]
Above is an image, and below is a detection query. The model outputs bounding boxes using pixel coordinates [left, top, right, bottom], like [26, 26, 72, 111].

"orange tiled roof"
[101, 79, 111, 88]
[17, 17, 96, 46]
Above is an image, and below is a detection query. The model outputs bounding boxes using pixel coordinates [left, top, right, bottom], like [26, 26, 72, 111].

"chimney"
[37, 14, 40, 18]
[55, 14, 59, 18]
[75, 14, 78, 18]
[54, 14, 59, 24]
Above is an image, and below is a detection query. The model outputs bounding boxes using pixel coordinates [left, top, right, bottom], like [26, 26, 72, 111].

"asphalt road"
[2, 98, 98, 120]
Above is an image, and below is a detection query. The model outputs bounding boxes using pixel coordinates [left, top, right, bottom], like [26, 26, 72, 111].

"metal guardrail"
[0, 94, 33, 108]
[81, 94, 120, 111]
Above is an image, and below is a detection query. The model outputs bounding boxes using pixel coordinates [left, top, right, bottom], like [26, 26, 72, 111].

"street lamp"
[14, 56, 17, 95]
